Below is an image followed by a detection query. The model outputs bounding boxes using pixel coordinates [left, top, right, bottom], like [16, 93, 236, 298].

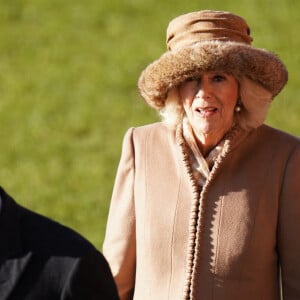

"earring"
[235, 105, 241, 112]
[235, 99, 242, 112]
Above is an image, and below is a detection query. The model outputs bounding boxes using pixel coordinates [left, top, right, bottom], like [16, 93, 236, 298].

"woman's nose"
[195, 80, 213, 98]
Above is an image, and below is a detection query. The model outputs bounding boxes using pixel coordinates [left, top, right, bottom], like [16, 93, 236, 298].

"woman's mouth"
[195, 107, 218, 118]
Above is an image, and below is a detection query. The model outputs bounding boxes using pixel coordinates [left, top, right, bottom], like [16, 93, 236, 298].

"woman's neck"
[195, 133, 222, 157]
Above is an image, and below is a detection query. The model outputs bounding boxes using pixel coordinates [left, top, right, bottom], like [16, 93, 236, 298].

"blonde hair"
[159, 76, 273, 131]
[159, 87, 183, 128]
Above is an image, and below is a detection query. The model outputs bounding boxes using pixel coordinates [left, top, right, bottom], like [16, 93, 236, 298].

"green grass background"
[0, 0, 299, 249]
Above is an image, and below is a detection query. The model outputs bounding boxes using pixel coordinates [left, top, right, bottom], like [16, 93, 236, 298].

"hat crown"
[166, 10, 253, 51]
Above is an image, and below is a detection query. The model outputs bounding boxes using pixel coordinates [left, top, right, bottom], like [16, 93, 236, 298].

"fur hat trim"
[138, 41, 288, 109]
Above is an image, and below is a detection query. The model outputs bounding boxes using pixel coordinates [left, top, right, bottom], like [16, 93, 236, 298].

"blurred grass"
[0, 0, 299, 249]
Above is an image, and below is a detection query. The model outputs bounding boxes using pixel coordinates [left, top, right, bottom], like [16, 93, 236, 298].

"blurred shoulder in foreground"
[0, 186, 119, 300]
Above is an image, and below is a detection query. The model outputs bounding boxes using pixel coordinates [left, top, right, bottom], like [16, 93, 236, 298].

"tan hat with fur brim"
[138, 10, 288, 110]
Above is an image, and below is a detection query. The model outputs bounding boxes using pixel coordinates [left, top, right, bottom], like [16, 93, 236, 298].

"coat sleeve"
[103, 128, 136, 300]
[278, 141, 300, 299]
[62, 249, 120, 300]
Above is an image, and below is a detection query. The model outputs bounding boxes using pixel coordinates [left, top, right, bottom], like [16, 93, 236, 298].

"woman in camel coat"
[103, 10, 300, 300]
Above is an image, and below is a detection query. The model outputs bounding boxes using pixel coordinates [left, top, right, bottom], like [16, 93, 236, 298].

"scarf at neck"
[182, 117, 225, 187]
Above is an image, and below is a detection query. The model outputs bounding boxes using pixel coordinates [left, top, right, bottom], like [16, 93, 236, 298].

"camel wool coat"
[103, 122, 300, 300]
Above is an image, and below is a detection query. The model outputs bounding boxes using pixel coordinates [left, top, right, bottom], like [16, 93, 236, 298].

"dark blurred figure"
[0, 186, 119, 300]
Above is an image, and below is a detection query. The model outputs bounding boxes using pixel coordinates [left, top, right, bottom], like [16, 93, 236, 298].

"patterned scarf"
[182, 117, 225, 187]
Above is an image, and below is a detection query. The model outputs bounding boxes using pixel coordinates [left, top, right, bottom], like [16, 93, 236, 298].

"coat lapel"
[0, 187, 32, 300]
[0, 253, 32, 299]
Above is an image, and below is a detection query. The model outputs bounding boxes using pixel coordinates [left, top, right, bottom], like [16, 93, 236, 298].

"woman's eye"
[186, 76, 200, 83]
[213, 75, 226, 82]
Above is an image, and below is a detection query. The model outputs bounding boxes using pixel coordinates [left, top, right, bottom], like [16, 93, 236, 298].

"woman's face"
[179, 72, 239, 141]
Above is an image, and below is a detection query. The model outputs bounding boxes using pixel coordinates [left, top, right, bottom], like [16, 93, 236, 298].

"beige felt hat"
[138, 10, 288, 109]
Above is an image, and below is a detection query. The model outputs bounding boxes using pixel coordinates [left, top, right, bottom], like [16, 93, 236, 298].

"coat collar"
[0, 187, 32, 299]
